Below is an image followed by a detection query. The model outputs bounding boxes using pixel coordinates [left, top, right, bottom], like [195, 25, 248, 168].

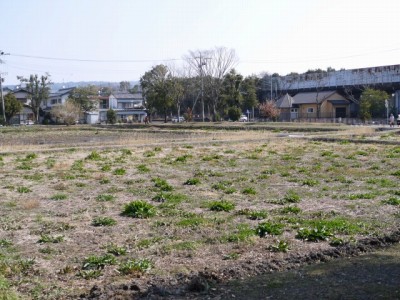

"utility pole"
[0, 51, 10, 124]
[195, 53, 210, 122]
[0, 73, 6, 123]
[270, 75, 273, 100]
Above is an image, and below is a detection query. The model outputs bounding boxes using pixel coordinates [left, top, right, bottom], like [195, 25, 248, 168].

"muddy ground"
[83, 232, 400, 299]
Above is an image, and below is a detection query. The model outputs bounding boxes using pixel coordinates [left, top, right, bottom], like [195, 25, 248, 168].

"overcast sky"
[1, 0, 399, 85]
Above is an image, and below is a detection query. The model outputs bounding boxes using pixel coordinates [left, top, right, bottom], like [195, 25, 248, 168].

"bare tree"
[185, 47, 238, 120]
[17, 73, 52, 122]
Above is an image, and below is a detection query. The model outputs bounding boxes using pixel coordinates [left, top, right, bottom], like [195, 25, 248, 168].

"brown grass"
[0, 124, 399, 299]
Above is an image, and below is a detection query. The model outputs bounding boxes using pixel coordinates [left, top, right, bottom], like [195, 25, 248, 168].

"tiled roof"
[292, 91, 337, 104]
[276, 93, 294, 108]
[112, 93, 135, 100]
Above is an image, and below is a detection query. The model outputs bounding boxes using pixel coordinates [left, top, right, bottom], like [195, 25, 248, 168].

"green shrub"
[176, 154, 192, 163]
[225, 224, 255, 242]
[184, 178, 201, 185]
[256, 222, 284, 237]
[25, 153, 37, 160]
[46, 158, 56, 169]
[77, 269, 102, 279]
[268, 240, 289, 252]
[296, 225, 333, 242]
[92, 216, 117, 227]
[82, 254, 116, 270]
[113, 168, 126, 175]
[96, 194, 115, 202]
[137, 164, 150, 173]
[281, 190, 301, 204]
[348, 193, 376, 200]
[0, 239, 13, 247]
[223, 252, 240, 260]
[143, 150, 155, 157]
[242, 187, 256, 195]
[227, 106, 241, 121]
[99, 178, 110, 184]
[212, 182, 229, 190]
[381, 197, 400, 206]
[38, 234, 64, 243]
[106, 244, 127, 256]
[16, 162, 32, 170]
[176, 216, 205, 228]
[118, 259, 153, 275]
[86, 151, 102, 161]
[302, 179, 319, 186]
[50, 193, 67, 200]
[391, 170, 400, 177]
[237, 209, 267, 220]
[101, 165, 111, 172]
[121, 149, 132, 155]
[209, 200, 235, 212]
[152, 177, 173, 191]
[17, 186, 32, 193]
[280, 206, 302, 214]
[153, 192, 187, 209]
[71, 160, 84, 171]
[122, 200, 156, 218]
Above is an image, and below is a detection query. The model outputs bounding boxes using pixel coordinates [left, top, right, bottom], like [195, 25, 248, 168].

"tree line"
[0, 47, 393, 125]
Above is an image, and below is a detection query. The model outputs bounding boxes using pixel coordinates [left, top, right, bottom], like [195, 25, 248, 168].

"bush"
[281, 190, 301, 204]
[118, 259, 153, 275]
[82, 254, 116, 270]
[381, 197, 400, 206]
[227, 106, 241, 121]
[268, 240, 289, 252]
[86, 151, 102, 161]
[38, 234, 64, 243]
[50, 193, 67, 200]
[96, 194, 115, 202]
[296, 225, 333, 242]
[256, 222, 284, 237]
[152, 177, 173, 191]
[106, 109, 116, 124]
[184, 178, 201, 185]
[92, 216, 117, 227]
[242, 187, 256, 195]
[209, 200, 235, 212]
[122, 200, 156, 218]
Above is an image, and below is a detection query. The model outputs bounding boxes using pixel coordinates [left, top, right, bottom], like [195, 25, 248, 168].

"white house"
[99, 92, 147, 123]
[42, 87, 75, 111]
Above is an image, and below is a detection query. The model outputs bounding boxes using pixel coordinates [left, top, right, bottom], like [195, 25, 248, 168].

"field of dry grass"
[0, 124, 399, 299]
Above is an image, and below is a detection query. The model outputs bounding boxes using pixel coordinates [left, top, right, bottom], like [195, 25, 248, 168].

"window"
[101, 100, 108, 109]
[307, 108, 314, 113]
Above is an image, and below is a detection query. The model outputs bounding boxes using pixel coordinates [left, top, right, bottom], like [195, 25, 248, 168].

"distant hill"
[5, 80, 139, 92]
[51, 81, 139, 92]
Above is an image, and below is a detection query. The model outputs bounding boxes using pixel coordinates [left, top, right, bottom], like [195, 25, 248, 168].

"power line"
[10, 53, 182, 63]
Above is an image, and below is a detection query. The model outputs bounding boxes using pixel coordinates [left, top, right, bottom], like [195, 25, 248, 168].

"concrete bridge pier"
[395, 91, 400, 114]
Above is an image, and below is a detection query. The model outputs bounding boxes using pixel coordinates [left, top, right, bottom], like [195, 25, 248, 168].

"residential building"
[42, 87, 75, 111]
[7, 88, 34, 124]
[99, 92, 147, 123]
[276, 91, 350, 121]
